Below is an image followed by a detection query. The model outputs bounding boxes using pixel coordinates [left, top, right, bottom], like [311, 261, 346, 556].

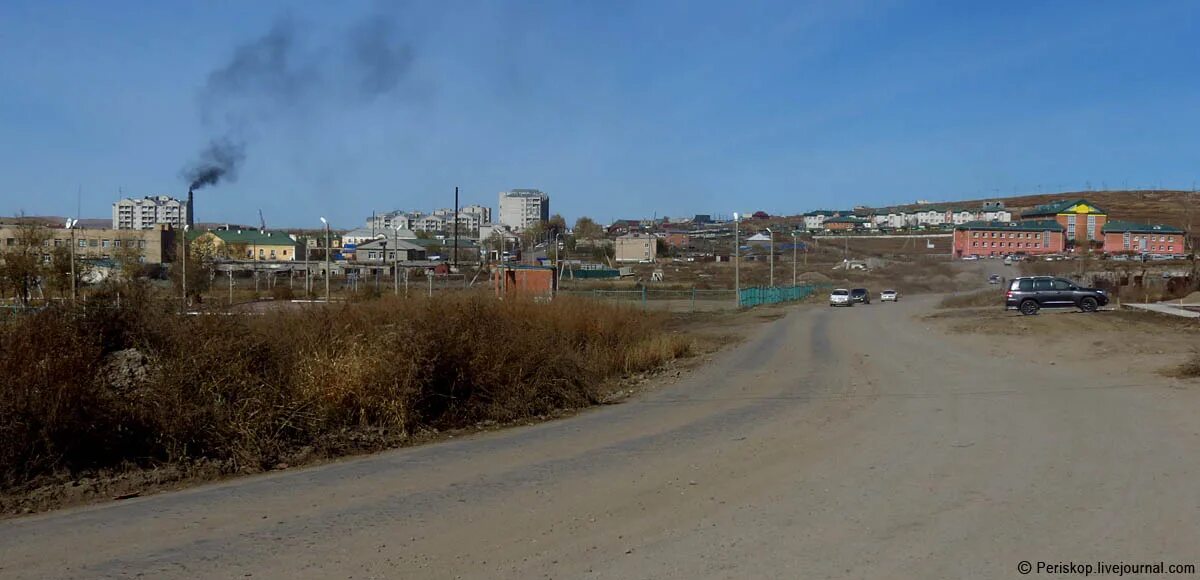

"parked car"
[988, 275, 1001, 285]
[1005, 276, 1109, 315]
[880, 289, 898, 302]
[850, 288, 871, 304]
[829, 288, 852, 307]
[961, 255, 979, 261]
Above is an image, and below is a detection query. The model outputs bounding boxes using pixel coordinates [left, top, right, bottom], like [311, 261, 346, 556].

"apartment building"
[953, 220, 1066, 257]
[499, 189, 549, 231]
[112, 195, 192, 230]
[1100, 222, 1186, 254]
[1021, 199, 1107, 243]
[615, 233, 656, 263]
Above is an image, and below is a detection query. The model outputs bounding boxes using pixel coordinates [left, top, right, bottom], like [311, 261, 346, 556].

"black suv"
[1005, 276, 1109, 315]
[850, 288, 870, 304]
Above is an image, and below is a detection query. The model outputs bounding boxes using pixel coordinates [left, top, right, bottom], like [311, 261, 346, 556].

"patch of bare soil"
[922, 306, 1200, 379]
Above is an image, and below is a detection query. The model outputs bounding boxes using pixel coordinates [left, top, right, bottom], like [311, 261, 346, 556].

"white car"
[829, 288, 852, 307]
[880, 289, 898, 302]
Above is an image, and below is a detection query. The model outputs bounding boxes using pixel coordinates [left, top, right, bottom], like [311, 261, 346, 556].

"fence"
[558, 283, 826, 312]
[557, 288, 736, 313]
[738, 284, 826, 307]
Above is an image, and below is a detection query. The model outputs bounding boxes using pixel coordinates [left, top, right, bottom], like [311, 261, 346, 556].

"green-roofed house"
[189, 228, 302, 261]
[1020, 199, 1107, 244]
[1100, 221, 1186, 255]
[952, 220, 1066, 258]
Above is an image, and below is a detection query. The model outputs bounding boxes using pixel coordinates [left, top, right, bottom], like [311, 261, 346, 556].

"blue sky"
[2, 0, 1199, 228]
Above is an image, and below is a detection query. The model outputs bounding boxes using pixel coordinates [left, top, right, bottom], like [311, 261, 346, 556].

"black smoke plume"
[182, 11, 418, 192]
[184, 139, 246, 191]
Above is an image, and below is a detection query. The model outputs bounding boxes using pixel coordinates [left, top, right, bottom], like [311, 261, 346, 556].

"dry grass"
[0, 286, 693, 493]
[939, 288, 1005, 309]
[1174, 351, 1200, 378]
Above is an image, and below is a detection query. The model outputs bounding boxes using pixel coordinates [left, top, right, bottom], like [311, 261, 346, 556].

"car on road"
[988, 275, 1001, 284]
[880, 289, 898, 302]
[850, 288, 871, 304]
[829, 288, 852, 307]
[1005, 276, 1109, 315]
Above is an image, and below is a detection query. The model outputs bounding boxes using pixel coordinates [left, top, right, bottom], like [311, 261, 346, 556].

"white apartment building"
[368, 211, 416, 232]
[498, 189, 549, 231]
[112, 195, 191, 230]
[461, 204, 492, 223]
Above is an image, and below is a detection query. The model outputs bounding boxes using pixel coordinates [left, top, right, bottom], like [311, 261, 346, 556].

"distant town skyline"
[3, 1, 1200, 227]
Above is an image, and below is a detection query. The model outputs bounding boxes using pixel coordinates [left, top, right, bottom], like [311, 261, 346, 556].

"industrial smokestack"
[187, 188, 195, 228]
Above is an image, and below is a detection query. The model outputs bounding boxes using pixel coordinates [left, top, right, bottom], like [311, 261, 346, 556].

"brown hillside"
[920, 190, 1198, 228]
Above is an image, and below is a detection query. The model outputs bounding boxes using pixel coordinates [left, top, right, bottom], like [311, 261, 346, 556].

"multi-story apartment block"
[460, 204, 492, 224]
[112, 195, 192, 230]
[368, 211, 415, 232]
[499, 189, 549, 231]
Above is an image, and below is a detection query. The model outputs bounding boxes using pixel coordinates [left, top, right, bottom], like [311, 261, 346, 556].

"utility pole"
[66, 219, 77, 302]
[320, 217, 330, 303]
[394, 226, 400, 295]
[766, 227, 774, 287]
[792, 231, 797, 287]
[453, 186, 459, 269]
[181, 225, 189, 311]
[734, 213, 740, 308]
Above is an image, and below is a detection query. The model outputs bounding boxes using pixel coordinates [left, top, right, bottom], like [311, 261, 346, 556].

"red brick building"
[953, 220, 1065, 258]
[1100, 221, 1186, 255]
[663, 232, 690, 249]
[823, 216, 868, 231]
[1021, 199, 1107, 249]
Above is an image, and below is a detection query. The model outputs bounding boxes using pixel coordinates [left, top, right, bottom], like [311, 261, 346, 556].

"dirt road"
[3, 293, 1199, 579]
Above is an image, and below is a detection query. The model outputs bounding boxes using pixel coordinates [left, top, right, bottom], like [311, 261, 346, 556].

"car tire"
[1019, 299, 1039, 316]
[1079, 297, 1098, 312]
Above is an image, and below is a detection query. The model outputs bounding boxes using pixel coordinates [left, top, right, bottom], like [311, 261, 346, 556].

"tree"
[114, 239, 145, 281]
[546, 214, 568, 238]
[171, 235, 217, 304]
[0, 220, 49, 306]
[573, 216, 603, 243]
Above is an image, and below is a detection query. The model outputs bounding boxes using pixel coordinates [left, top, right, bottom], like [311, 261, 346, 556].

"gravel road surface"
[3, 293, 1198, 579]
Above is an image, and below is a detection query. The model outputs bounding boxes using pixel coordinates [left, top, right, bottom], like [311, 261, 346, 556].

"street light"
[733, 212, 740, 308]
[65, 219, 77, 302]
[320, 217, 330, 303]
[393, 224, 402, 296]
[765, 227, 774, 287]
[792, 230, 798, 287]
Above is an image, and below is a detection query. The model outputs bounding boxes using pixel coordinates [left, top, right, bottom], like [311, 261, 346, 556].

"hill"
[911, 190, 1198, 229]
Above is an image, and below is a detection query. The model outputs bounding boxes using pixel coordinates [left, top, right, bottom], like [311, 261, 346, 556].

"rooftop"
[1100, 220, 1185, 234]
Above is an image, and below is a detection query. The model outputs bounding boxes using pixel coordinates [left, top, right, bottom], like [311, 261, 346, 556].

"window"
[1034, 279, 1053, 291]
[1087, 215, 1097, 239]
[89, 239, 98, 247]
[79, 239, 87, 248]
[1018, 279, 1034, 291]
[1123, 232, 1130, 250]
[102, 240, 110, 248]
[113, 240, 121, 248]
[1053, 279, 1071, 290]
[1067, 219, 1076, 238]
[53, 239, 63, 247]
[139, 240, 145, 248]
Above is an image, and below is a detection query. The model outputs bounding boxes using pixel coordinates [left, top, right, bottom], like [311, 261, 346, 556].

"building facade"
[1021, 199, 1107, 244]
[112, 195, 192, 230]
[498, 189, 550, 231]
[190, 229, 301, 261]
[953, 220, 1066, 258]
[1100, 222, 1186, 255]
[1, 224, 176, 263]
[615, 233, 655, 262]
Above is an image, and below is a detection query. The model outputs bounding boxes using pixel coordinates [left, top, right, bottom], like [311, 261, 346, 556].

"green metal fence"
[738, 284, 826, 307]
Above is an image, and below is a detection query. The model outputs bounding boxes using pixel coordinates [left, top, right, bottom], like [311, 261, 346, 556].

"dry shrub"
[0, 291, 692, 488]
